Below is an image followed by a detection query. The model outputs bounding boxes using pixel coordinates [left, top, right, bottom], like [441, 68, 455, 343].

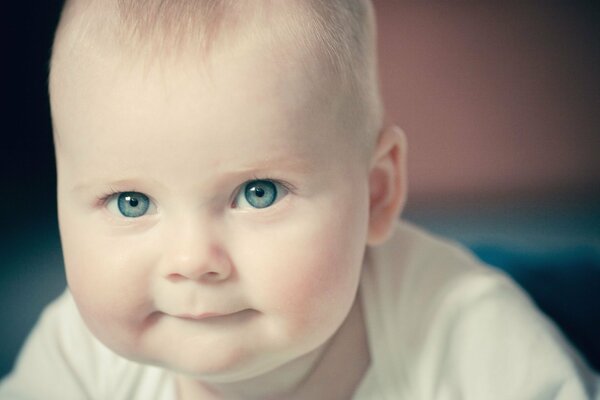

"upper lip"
[176, 312, 225, 320]
[175, 311, 243, 320]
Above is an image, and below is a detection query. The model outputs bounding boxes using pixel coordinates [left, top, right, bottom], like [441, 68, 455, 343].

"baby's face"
[52, 30, 372, 381]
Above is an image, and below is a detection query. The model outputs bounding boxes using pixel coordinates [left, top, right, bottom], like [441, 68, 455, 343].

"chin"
[154, 344, 261, 379]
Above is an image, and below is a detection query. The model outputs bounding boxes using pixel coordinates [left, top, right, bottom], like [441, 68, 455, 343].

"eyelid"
[100, 191, 158, 218]
[93, 178, 294, 216]
[231, 178, 293, 209]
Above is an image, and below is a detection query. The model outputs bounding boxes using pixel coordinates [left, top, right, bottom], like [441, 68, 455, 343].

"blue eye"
[234, 180, 287, 209]
[115, 192, 151, 218]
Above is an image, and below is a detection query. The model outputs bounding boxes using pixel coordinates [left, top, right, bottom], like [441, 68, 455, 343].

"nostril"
[164, 252, 233, 282]
[165, 271, 221, 282]
[201, 271, 221, 281]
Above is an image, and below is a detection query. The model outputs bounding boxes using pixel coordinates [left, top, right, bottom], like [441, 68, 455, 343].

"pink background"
[374, 2, 599, 204]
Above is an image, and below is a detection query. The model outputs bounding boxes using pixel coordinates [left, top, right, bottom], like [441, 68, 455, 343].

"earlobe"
[367, 126, 407, 246]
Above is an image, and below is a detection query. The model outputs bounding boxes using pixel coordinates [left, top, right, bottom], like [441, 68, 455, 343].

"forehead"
[50, 23, 354, 184]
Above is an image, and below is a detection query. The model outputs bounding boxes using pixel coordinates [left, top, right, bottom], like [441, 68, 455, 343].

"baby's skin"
[49, 1, 406, 398]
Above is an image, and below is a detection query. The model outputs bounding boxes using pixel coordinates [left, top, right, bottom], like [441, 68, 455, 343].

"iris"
[244, 180, 277, 209]
[117, 192, 150, 217]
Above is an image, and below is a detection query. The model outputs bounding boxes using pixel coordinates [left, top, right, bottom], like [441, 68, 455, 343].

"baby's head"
[49, 0, 405, 386]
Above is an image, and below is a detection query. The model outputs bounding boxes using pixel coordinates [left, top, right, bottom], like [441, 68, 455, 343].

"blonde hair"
[50, 0, 383, 149]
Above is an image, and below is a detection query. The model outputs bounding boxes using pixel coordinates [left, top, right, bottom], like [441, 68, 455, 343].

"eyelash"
[96, 185, 123, 206]
[95, 178, 296, 208]
[230, 176, 294, 207]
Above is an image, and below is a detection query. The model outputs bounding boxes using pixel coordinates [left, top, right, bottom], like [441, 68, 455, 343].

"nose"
[161, 219, 233, 283]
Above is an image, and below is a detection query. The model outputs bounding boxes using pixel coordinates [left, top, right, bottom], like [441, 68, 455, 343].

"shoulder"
[0, 290, 105, 398]
[0, 290, 175, 400]
[361, 221, 598, 399]
[363, 221, 504, 322]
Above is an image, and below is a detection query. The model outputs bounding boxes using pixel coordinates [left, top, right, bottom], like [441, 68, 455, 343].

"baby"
[1, 0, 597, 399]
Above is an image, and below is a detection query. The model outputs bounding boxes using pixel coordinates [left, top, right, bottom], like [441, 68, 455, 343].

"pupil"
[255, 187, 265, 197]
[128, 197, 139, 207]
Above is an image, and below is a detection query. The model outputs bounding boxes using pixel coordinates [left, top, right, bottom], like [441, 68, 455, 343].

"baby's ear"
[367, 126, 407, 246]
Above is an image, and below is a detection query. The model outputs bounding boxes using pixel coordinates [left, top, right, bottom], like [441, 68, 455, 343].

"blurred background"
[1, 1, 599, 379]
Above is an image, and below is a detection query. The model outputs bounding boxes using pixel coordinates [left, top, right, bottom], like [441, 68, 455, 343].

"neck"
[176, 293, 370, 400]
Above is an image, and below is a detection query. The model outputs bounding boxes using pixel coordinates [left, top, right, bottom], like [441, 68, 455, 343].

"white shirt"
[1, 222, 597, 399]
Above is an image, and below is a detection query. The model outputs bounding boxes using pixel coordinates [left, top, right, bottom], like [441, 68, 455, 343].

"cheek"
[241, 185, 370, 334]
[59, 210, 156, 345]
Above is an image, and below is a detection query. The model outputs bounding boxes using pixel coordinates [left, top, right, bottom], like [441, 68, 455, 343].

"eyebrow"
[70, 154, 316, 194]
[71, 178, 166, 194]
[229, 154, 315, 175]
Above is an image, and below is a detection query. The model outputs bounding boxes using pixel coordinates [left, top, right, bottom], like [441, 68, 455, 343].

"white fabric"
[1, 222, 597, 399]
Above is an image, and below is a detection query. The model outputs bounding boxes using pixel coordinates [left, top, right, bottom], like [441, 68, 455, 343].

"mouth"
[176, 312, 227, 320]
[175, 309, 254, 322]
